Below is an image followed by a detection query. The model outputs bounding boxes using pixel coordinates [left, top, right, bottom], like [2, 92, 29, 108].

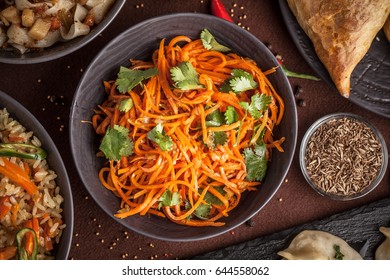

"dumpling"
[277, 230, 362, 260]
[375, 227, 390, 260]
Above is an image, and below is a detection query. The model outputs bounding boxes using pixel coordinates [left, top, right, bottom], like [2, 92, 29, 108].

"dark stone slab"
[194, 197, 390, 260]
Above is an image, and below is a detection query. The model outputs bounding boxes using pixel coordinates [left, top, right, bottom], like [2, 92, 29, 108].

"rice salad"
[0, 108, 65, 260]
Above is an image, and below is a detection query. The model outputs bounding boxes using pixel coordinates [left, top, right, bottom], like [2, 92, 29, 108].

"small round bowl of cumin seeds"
[299, 113, 388, 200]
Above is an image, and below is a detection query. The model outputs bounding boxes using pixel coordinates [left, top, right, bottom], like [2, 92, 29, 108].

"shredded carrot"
[0, 158, 38, 195]
[92, 35, 285, 227]
[0, 196, 11, 219]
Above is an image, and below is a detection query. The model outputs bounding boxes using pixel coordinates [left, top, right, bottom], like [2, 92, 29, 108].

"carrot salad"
[91, 29, 285, 227]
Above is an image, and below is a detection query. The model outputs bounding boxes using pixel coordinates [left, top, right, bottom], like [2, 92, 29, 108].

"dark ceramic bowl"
[0, 0, 126, 64]
[70, 13, 297, 241]
[0, 90, 73, 259]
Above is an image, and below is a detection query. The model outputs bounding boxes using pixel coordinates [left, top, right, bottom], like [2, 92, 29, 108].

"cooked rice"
[0, 108, 65, 260]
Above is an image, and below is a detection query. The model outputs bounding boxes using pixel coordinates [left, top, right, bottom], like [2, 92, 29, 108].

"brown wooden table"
[0, 0, 389, 260]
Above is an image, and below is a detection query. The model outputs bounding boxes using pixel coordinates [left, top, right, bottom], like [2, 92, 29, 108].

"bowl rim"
[0, 0, 126, 64]
[0, 90, 74, 259]
[299, 112, 388, 201]
[70, 12, 297, 241]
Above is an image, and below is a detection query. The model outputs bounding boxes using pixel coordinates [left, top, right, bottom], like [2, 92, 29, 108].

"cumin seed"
[304, 117, 383, 197]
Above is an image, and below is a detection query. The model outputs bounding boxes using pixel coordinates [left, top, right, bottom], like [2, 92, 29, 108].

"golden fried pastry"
[384, 16, 390, 42]
[287, 0, 390, 97]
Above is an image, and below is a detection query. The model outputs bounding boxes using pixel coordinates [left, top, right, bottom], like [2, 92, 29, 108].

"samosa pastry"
[287, 0, 390, 97]
[384, 16, 390, 42]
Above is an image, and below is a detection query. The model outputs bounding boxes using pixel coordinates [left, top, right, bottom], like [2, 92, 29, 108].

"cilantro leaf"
[147, 123, 173, 151]
[116, 66, 158, 93]
[194, 203, 211, 220]
[243, 142, 267, 181]
[206, 109, 225, 127]
[224, 106, 238, 124]
[99, 125, 133, 161]
[206, 131, 228, 149]
[200, 29, 231, 52]
[220, 69, 258, 93]
[334, 245, 345, 260]
[170, 62, 204, 90]
[240, 93, 272, 119]
[230, 69, 258, 92]
[158, 190, 181, 209]
[118, 98, 133, 112]
[213, 131, 228, 147]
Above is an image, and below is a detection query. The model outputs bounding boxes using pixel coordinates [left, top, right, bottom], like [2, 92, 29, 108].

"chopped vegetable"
[276, 54, 320, 81]
[99, 125, 133, 161]
[240, 93, 272, 119]
[0, 158, 37, 195]
[170, 61, 204, 90]
[210, 0, 234, 23]
[147, 123, 173, 151]
[116, 66, 158, 93]
[0, 246, 17, 260]
[0, 196, 12, 219]
[207, 131, 228, 148]
[15, 228, 38, 260]
[194, 203, 211, 220]
[220, 69, 258, 93]
[244, 142, 267, 181]
[334, 244, 345, 260]
[0, 143, 46, 160]
[158, 190, 181, 209]
[118, 98, 133, 112]
[224, 106, 239, 124]
[206, 109, 225, 127]
[200, 29, 231, 52]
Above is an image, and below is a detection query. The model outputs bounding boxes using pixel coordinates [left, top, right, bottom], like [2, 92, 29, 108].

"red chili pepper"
[211, 0, 234, 23]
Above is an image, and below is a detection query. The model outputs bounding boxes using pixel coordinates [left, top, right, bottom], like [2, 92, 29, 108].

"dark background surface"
[0, 0, 389, 260]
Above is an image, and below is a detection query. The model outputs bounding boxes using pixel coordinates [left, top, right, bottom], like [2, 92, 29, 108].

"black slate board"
[193, 197, 390, 260]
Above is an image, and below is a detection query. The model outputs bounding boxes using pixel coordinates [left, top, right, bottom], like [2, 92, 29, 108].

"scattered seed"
[265, 43, 273, 50]
[294, 85, 303, 97]
[245, 219, 254, 227]
[297, 99, 306, 107]
[278, 198, 283, 202]
[304, 117, 383, 197]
